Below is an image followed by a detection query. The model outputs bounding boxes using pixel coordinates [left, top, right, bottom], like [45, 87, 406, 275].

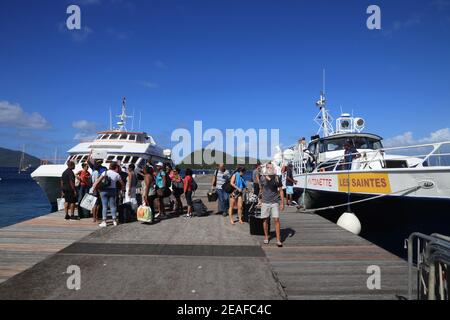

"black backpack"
[165, 173, 172, 188]
[191, 178, 198, 191]
[192, 199, 208, 216]
[222, 177, 234, 194]
[99, 171, 111, 190]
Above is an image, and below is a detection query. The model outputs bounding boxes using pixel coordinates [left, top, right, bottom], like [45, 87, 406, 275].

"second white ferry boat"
[275, 90, 450, 233]
[31, 98, 172, 210]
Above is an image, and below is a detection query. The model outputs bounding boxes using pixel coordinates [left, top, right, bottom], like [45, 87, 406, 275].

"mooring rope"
[298, 185, 422, 214]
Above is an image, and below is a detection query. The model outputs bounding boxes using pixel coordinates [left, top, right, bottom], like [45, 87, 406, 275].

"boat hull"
[32, 176, 61, 211]
[293, 167, 450, 201]
[31, 165, 67, 211]
[294, 187, 450, 257]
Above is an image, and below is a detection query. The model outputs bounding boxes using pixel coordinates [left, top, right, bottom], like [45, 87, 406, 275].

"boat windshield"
[320, 137, 383, 152]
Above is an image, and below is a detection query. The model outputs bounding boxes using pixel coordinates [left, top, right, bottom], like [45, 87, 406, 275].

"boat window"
[353, 137, 369, 149]
[116, 156, 124, 162]
[321, 139, 345, 152]
[76, 155, 83, 161]
[123, 156, 131, 163]
[320, 137, 383, 152]
[81, 155, 88, 162]
[106, 155, 115, 163]
[326, 142, 342, 152]
[97, 135, 103, 140]
[131, 156, 139, 164]
[101, 135, 110, 140]
[129, 135, 136, 141]
[353, 137, 383, 150]
[120, 134, 128, 140]
[372, 140, 383, 150]
[109, 134, 120, 140]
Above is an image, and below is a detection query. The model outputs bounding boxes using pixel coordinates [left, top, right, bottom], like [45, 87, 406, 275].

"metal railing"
[291, 141, 450, 174]
[406, 232, 450, 300]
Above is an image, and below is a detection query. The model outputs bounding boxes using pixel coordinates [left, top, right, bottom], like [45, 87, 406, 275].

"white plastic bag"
[80, 194, 97, 211]
[57, 198, 65, 211]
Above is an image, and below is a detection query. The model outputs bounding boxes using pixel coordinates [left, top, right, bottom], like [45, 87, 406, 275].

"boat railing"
[291, 141, 450, 173]
[39, 158, 69, 165]
[406, 232, 450, 300]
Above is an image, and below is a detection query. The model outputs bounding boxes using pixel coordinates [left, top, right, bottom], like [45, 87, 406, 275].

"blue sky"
[1, 0, 450, 160]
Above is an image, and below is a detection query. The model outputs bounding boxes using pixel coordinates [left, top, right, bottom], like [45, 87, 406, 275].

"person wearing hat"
[155, 161, 167, 218]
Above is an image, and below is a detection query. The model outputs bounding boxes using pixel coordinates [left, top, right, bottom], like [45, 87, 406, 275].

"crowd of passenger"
[60, 147, 323, 248]
[60, 153, 200, 226]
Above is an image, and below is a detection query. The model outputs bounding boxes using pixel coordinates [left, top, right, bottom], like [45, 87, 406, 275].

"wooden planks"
[0, 211, 97, 284]
[257, 211, 414, 300]
[0, 184, 415, 300]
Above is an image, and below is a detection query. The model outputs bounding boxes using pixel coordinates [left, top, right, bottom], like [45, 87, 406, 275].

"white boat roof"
[68, 141, 164, 155]
[313, 132, 383, 142]
[65, 128, 167, 155]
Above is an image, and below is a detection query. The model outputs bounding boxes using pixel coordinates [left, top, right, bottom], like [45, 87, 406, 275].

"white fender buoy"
[337, 212, 361, 235]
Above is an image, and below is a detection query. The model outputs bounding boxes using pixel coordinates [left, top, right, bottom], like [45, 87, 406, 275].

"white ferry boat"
[277, 90, 450, 232]
[31, 98, 172, 210]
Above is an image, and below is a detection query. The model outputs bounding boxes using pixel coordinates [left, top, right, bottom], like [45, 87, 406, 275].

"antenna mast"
[116, 97, 132, 132]
[109, 108, 112, 130]
[138, 111, 142, 131]
[314, 69, 334, 137]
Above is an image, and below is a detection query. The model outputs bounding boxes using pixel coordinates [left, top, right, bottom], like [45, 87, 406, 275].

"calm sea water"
[0, 167, 51, 228]
[0, 167, 250, 229]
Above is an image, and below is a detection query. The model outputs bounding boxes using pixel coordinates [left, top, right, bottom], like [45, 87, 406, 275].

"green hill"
[0, 147, 42, 168]
[176, 149, 259, 170]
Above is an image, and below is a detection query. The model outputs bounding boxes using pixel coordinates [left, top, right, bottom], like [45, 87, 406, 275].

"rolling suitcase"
[249, 206, 270, 235]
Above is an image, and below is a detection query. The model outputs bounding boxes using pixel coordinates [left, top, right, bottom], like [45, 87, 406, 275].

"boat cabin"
[304, 133, 384, 171]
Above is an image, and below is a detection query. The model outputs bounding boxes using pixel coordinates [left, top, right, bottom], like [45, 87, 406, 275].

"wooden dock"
[0, 180, 414, 299]
[257, 211, 413, 300]
[0, 212, 97, 284]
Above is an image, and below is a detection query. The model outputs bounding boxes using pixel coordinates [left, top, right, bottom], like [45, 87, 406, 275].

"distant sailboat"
[18, 145, 31, 174]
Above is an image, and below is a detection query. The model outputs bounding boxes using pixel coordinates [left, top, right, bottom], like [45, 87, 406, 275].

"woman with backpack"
[93, 162, 124, 227]
[183, 168, 194, 218]
[228, 167, 247, 225]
